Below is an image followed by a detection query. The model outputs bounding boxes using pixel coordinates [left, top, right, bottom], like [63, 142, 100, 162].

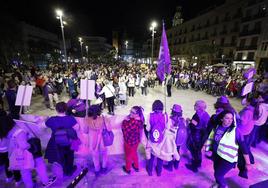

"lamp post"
[78, 37, 83, 63]
[150, 21, 157, 66]
[56, 9, 68, 68]
[85, 45, 89, 63]
[125, 40, 128, 60]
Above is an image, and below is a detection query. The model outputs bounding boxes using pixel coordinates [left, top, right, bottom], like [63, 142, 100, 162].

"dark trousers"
[106, 97, 114, 113]
[167, 85, 172, 97]
[244, 132, 256, 164]
[167, 146, 180, 169]
[250, 125, 261, 147]
[213, 154, 235, 188]
[141, 87, 147, 96]
[120, 100, 125, 105]
[147, 154, 163, 176]
[58, 146, 75, 176]
[0, 152, 21, 181]
[188, 130, 204, 168]
[128, 87, 134, 97]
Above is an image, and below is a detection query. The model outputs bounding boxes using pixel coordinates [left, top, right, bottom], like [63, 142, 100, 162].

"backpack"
[175, 118, 187, 146]
[143, 80, 148, 87]
[149, 113, 166, 143]
[54, 129, 71, 146]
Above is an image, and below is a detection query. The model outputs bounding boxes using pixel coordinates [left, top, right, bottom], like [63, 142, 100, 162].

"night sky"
[2, 0, 224, 43]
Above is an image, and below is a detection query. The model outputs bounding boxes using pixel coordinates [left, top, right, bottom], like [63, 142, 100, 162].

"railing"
[237, 45, 258, 51]
[239, 29, 261, 36]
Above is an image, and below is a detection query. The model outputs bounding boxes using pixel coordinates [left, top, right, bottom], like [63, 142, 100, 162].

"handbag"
[101, 115, 114, 146]
[22, 122, 43, 159]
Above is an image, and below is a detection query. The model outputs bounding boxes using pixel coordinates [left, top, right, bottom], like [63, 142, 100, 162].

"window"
[250, 37, 258, 46]
[242, 24, 249, 32]
[215, 16, 219, 24]
[239, 39, 246, 47]
[247, 52, 255, 60]
[245, 9, 252, 17]
[254, 21, 261, 30]
[231, 36, 237, 45]
[237, 53, 243, 60]
[221, 38, 225, 45]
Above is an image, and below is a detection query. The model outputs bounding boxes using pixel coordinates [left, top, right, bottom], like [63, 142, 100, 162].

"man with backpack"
[45, 102, 79, 179]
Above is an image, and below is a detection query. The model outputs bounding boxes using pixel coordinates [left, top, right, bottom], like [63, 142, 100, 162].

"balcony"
[232, 13, 242, 19]
[247, 0, 257, 7]
[230, 27, 239, 33]
[211, 32, 217, 37]
[241, 16, 252, 22]
[237, 45, 258, 51]
[239, 28, 261, 36]
[219, 30, 228, 35]
[242, 12, 267, 23]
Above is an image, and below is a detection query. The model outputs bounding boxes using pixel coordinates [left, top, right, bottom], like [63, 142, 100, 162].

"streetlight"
[78, 37, 83, 62]
[125, 40, 128, 60]
[85, 45, 89, 63]
[150, 21, 157, 65]
[56, 9, 68, 68]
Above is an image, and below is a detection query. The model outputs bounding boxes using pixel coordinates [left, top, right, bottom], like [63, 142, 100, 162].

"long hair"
[0, 115, 15, 139]
[88, 105, 102, 120]
[132, 106, 145, 124]
[152, 100, 164, 112]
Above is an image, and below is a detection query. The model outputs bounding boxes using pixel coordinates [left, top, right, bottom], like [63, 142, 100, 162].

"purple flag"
[156, 23, 171, 82]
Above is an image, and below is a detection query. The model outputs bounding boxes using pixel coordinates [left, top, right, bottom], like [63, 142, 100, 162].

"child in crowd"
[121, 106, 144, 174]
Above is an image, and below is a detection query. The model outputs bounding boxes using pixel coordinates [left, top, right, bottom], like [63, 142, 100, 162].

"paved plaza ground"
[1, 86, 267, 188]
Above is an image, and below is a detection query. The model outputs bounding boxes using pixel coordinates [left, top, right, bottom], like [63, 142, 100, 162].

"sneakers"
[15, 180, 22, 187]
[146, 166, 152, 176]
[42, 176, 57, 188]
[185, 164, 198, 173]
[132, 164, 139, 172]
[122, 166, 131, 174]
[100, 167, 109, 175]
[5, 177, 13, 183]
[163, 164, 173, 172]
[238, 170, 248, 179]
[95, 171, 101, 178]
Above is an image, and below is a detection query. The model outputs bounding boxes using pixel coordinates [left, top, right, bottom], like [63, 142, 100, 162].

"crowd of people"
[0, 62, 267, 188]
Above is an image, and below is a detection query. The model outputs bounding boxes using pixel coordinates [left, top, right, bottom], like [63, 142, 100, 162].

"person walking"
[186, 100, 210, 172]
[205, 110, 250, 188]
[45, 102, 78, 179]
[98, 80, 116, 115]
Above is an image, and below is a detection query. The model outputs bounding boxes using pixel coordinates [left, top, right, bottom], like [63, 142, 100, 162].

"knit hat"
[171, 104, 182, 113]
[216, 96, 229, 104]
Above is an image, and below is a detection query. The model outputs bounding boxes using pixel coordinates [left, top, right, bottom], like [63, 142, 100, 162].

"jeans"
[92, 148, 108, 172]
[124, 143, 139, 171]
[106, 97, 114, 113]
[188, 130, 204, 167]
[128, 87, 134, 97]
[167, 85, 172, 97]
[213, 154, 235, 188]
[0, 152, 21, 181]
[48, 93, 58, 108]
[21, 157, 49, 188]
[141, 87, 147, 96]
[147, 154, 163, 176]
[57, 146, 75, 176]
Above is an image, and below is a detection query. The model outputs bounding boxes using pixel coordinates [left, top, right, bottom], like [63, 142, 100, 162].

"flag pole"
[163, 20, 167, 113]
